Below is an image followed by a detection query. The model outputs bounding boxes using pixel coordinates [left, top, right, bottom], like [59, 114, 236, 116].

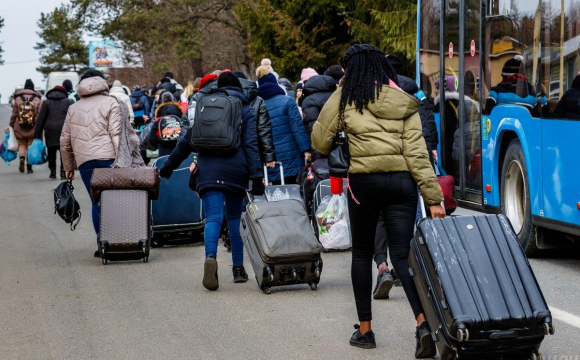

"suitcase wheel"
[262, 286, 272, 295]
[544, 322, 555, 335]
[315, 268, 321, 278]
[143, 255, 149, 263]
[101, 248, 108, 265]
[531, 352, 543, 360]
[309, 282, 318, 291]
[456, 328, 469, 342]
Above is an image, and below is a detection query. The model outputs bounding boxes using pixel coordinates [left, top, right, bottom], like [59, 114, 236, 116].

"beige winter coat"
[9, 89, 43, 140]
[60, 77, 122, 172]
[109, 80, 134, 123]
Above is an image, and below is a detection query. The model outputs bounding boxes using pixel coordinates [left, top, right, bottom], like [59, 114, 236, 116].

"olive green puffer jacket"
[311, 84, 444, 206]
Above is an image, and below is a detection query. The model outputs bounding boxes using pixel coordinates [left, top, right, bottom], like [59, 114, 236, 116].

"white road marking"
[551, 306, 580, 329]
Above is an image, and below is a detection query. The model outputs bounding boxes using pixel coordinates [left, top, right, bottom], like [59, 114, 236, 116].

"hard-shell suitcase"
[98, 190, 151, 264]
[240, 197, 323, 294]
[408, 214, 554, 360]
[151, 155, 204, 246]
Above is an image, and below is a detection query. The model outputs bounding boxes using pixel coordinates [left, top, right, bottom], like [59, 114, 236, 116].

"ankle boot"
[19, 157, 25, 173]
[49, 167, 57, 179]
[60, 168, 66, 180]
[27, 164, 33, 174]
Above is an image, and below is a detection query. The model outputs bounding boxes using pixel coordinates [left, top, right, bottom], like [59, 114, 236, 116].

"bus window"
[419, 0, 442, 101]
[542, 0, 580, 119]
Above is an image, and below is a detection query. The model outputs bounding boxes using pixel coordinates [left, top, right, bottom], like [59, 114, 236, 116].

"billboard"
[88, 40, 141, 69]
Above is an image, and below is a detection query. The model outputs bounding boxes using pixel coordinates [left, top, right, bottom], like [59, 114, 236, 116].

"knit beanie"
[198, 74, 218, 91]
[80, 69, 105, 81]
[296, 82, 303, 90]
[62, 79, 74, 91]
[233, 70, 248, 80]
[112, 80, 122, 88]
[385, 55, 403, 75]
[53, 85, 67, 93]
[258, 73, 278, 87]
[300, 68, 318, 83]
[217, 71, 242, 89]
[502, 56, 523, 77]
[161, 92, 174, 103]
[24, 79, 35, 90]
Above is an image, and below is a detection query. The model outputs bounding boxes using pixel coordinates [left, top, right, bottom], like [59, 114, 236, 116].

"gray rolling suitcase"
[98, 189, 151, 264]
[240, 196, 323, 294]
[409, 198, 553, 360]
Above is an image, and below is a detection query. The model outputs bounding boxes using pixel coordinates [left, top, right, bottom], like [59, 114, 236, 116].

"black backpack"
[131, 97, 144, 111]
[53, 181, 81, 231]
[189, 89, 242, 155]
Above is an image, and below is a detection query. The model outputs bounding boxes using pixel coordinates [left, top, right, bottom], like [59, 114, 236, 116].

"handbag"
[433, 159, 457, 214]
[53, 181, 81, 231]
[90, 167, 161, 202]
[27, 139, 48, 165]
[328, 115, 350, 177]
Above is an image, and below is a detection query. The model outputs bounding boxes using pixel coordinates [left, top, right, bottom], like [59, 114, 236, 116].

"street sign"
[449, 43, 453, 58]
[471, 40, 476, 57]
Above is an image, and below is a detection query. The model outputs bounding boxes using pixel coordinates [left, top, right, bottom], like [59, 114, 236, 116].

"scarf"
[112, 99, 145, 168]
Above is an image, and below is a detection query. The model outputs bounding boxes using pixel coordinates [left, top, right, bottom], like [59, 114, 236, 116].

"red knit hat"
[198, 74, 218, 91]
[54, 85, 67, 92]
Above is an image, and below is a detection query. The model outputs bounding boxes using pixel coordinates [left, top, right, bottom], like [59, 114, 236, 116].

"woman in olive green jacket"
[312, 45, 444, 357]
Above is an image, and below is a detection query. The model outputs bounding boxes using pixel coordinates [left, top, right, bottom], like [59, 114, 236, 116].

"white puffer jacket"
[109, 80, 135, 123]
[60, 77, 122, 171]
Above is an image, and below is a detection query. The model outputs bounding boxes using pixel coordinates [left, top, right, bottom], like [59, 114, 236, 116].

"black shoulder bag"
[328, 114, 350, 177]
[54, 181, 81, 231]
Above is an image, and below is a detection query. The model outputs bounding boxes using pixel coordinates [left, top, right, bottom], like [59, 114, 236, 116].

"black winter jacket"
[34, 88, 74, 148]
[163, 86, 262, 196]
[553, 75, 580, 119]
[397, 75, 439, 151]
[299, 75, 337, 137]
[240, 78, 276, 163]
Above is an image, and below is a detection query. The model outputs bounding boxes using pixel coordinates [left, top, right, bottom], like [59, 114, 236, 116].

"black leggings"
[47, 145, 63, 171]
[348, 172, 423, 322]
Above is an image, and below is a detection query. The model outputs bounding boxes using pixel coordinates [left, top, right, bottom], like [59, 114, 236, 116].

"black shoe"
[203, 256, 219, 291]
[27, 164, 33, 174]
[94, 250, 100, 258]
[349, 324, 376, 349]
[392, 269, 402, 287]
[60, 169, 66, 180]
[415, 321, 437, 359]
[232, 266, 248, 283]
[49, 168, 57, 179]
[373, 269, 394, 299]
[19, 157, 25, 173]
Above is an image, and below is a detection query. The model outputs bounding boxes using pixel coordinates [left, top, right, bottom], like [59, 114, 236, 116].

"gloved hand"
[159, 165, 174, 179]
[250, 178, 265, 196]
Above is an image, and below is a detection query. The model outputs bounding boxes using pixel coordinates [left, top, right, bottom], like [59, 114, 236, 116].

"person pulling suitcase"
[159, 72, 262, 290]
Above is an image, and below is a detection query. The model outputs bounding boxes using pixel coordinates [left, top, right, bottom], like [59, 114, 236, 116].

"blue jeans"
[201, 190, 244, 267]
[79, 159, 115, 235]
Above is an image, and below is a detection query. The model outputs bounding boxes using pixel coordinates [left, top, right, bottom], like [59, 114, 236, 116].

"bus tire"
[500, 139, 539, 257]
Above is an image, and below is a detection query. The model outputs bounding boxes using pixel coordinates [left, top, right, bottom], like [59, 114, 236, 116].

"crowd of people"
[9, 45, 450, 358]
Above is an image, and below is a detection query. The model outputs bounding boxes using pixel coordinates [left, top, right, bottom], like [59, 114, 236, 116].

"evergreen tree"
[34, 5, 88, 76]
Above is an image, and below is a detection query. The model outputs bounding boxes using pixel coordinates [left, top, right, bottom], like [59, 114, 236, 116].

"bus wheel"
[501, 139, 539, 257]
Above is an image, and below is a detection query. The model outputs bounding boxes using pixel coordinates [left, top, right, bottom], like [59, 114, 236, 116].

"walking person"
[256, 66, 311, 184]
[110, 80, 135, 125]
[159, 72, 262, 290]
[311, 45, 444, 357]
[130, 85, 151, 129]
[10, 79, 43, 174]
[60, 70, 123, 257]
[63, 79, 80, 102]
[149, 92, 184, 157]
[33, 85, 74, 179]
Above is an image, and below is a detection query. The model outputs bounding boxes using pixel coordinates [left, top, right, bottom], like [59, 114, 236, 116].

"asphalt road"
[0, 105, 579, 360]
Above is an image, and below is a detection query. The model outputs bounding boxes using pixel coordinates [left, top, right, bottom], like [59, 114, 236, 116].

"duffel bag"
[434, 159, 456, 214]
[90, 167, 160, 202]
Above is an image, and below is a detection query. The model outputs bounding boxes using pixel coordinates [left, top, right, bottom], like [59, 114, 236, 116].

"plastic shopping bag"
[315, 193, 352, 250]
[27, 139, 48, 165]
[0, 133, 18, 165]
[7, 128, 18, 152]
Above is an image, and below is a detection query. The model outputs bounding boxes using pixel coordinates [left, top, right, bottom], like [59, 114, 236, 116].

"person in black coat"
[299, 75, 337, 138]
[553, 74, 580, 119]
[150, 92, 185, 157]
[33, 85, 74, 179]
[159, 72, 262, 291]
[234, 71, 277, 167]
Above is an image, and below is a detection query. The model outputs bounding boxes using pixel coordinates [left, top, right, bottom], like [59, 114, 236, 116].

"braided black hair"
[339, 45, 400, 120]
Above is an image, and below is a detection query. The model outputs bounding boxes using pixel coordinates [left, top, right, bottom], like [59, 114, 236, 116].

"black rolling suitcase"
[409, 210, 554, 360]
[240, 194, 323, 294]
[98, 189, 152, 264]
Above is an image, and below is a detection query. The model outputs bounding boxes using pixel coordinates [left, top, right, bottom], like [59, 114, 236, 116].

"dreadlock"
[339, 45, 400, 122]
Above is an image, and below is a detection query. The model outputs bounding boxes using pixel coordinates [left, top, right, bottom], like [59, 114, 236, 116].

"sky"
[0, 0, 72, 104]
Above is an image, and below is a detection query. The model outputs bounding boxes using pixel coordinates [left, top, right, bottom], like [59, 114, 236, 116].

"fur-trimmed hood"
[155, 101, 185, 118]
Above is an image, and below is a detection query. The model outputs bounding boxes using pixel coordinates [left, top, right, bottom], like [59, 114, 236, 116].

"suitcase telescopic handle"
[263, 161, 284, 185]
[418, 190, 445, 219]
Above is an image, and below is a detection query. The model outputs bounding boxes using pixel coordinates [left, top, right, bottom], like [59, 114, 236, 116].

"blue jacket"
[130, 91, 151, 118]
[163, 86, 262, 196]
[260, 86, 311, 181]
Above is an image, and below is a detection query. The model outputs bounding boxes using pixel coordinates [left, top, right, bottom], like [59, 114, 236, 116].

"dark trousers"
[47, 145, 63, 171]
[79, 159, 115, 235]
[348, 172, 423, 322]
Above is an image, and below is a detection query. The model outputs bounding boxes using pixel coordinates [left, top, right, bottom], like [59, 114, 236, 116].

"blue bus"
[417, 0, 580, 255]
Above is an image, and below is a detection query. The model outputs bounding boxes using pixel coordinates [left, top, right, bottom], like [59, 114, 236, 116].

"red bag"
[434, 160, 457, 214]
